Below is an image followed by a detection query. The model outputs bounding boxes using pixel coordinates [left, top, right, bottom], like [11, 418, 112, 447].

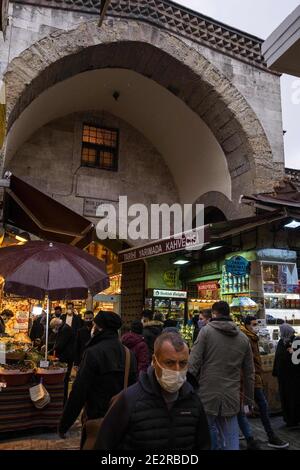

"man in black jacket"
[94, 331, 210, 450]
[49, 318, 75, 404]
[58, 311, 137, 438]
[74, 310, 94, 367]
[61, 302, 83, 337]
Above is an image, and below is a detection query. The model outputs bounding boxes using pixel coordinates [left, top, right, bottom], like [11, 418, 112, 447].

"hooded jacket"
[143, 321, 164, 355]
[94, 367, 211, 451]
[121, 332, 150, 373]
[59, 329, 137, 434]
[188, 318, 255, 417]
[240, 324, 263, 388]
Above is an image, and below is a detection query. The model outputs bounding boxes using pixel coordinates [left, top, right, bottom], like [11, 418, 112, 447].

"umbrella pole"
[45, 296, 50, 361]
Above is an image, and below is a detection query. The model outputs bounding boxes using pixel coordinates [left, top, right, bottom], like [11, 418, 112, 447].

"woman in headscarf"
[273, 323, 300, 427]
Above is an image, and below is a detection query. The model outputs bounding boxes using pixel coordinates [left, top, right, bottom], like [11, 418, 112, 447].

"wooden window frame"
[81, 124, 119, 172]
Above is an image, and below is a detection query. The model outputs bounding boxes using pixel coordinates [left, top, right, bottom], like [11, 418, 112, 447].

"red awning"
[3, 175, 94, 247]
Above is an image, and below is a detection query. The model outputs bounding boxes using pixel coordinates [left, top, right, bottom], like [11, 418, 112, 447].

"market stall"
[0, 240, 109, 435]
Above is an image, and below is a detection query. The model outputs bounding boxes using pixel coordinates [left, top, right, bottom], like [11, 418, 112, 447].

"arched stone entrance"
[3, 18, 283, 208]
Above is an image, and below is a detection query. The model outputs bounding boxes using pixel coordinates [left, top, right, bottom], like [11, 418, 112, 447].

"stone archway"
[4, 17, 283, 199]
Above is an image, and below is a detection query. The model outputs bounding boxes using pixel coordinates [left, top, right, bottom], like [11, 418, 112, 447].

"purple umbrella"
[0, 241, 110, 359]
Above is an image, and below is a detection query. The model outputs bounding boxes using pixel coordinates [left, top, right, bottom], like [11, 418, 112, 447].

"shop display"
[262, 261, 300, 328]
[187, 280, 221, 318]
[145, 289, 188, 324]
[179, 324, 194, 348]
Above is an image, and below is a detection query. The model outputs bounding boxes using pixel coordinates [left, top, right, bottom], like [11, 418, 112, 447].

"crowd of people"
[8, 301, 299, 450]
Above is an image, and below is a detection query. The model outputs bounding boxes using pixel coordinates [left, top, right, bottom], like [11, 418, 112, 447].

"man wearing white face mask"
[94, 331, 211, 450]
[241, 316, 289, 449]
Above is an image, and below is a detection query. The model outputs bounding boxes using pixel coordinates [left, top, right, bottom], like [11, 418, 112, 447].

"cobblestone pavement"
[0, 416, 299, 451]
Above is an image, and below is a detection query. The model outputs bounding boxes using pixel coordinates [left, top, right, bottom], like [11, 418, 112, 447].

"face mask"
[84, 320, 93, 328]
[55, 313, 61, 318]
[198, 320, 206, 329]
[67, 309, 73, 315]
[154, 357, 187, 393]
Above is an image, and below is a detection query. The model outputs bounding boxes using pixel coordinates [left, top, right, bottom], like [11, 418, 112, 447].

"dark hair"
[212, 301, 230, 317]
[200, 309, 212, 321]
[243, 315, 257, 326]
[142, 309, 153, 321]
[84, 310, 94, 317]
[131, 320, 143, 335]
[66, 302, 74, 308]
[154, 312, 164, 323]
[154, 332, 187, 356]
[54, 306, 62, 312]
[1, 309, 14, 318]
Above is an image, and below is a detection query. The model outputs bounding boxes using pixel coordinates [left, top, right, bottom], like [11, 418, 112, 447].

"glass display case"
[261, 261, 300, 335]
[145, 289, 188, 325]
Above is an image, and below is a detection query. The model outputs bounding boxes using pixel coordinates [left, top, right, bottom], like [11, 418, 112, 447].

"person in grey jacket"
[188, 301, 255, 450]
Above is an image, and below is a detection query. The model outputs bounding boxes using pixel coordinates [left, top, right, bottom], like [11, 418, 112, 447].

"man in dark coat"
[122, 320, 150, 374]
[58, 311, 137, 438]
[241, 316, 289, 449]
[61, 302, 83, 337]
[273, 323, 300, 428]
[94, 331, 210, 450]
[29, 310, 48, 345]
[142, 310, 163, 355]
[49, 318, 75, 404]
[74, 310, 94, 367]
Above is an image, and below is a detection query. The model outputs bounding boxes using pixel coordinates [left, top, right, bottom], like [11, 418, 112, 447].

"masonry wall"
[8, 110, 180, 240]
[183, 40, 285, 167]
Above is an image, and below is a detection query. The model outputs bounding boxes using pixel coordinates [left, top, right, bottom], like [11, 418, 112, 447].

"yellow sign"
[163, 270, 177, 289]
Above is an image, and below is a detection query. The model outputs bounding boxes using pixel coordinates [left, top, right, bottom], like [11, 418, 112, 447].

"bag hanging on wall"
[29, 382, 51, 409]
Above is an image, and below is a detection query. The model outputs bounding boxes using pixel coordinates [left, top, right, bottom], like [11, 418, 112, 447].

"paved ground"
[0, 416, 299, 450]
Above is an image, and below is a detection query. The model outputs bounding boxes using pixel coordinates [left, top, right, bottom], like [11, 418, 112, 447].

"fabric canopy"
[3, 175, 94, 247]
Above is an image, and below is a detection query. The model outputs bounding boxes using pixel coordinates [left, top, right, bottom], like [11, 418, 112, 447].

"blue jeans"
[207, 415, 239, 450]
[238, 411, 253, 440]
[255, 388, 273, 439]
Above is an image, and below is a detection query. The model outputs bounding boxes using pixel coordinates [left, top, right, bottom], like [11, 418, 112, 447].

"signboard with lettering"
[83, 198, 119, 218]
[225, 256, 250, 276]
[153, 289, 187, 299]
[197, 281, 219, 292]
[118, 226, 209, 263]
[163, 270, 177, 289]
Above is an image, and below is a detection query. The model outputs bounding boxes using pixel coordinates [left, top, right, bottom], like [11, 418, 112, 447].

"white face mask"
[154, 357, 187, 393]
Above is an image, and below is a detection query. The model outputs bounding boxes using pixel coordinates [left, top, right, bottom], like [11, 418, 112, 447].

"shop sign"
[118, 226, 209, 263]
[163, 270, 177, 289]
[83, 198, 119, 218]
[225, 256, 250, 276]
[197, 281, 219, 292]
[14, 311, 29, 331]
[153, 289, 187, 299]
[200, 261, 219, 276]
